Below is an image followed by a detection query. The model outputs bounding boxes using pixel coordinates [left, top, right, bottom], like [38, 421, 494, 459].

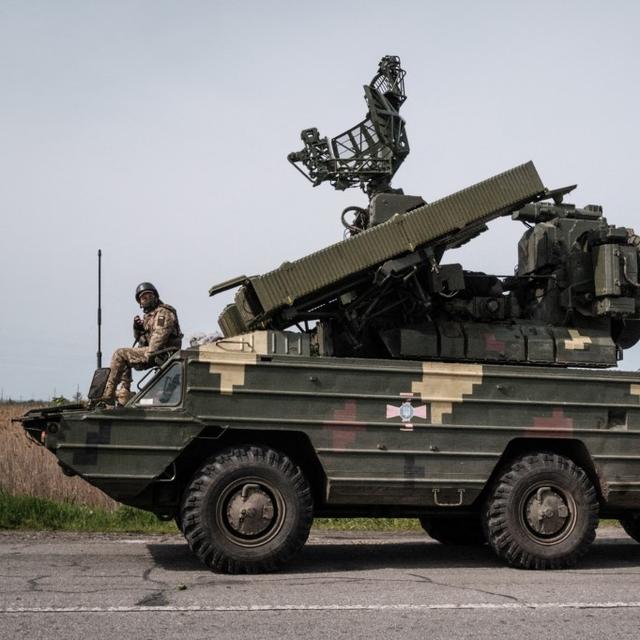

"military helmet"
[135, 282, 159, 303]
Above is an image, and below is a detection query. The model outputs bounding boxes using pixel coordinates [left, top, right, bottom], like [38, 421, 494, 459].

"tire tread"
[484, 452, 599, 569]
[179, 445, 313, 574]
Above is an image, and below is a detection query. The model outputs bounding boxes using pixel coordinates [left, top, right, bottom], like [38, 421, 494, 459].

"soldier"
[102, 282, 183, 404]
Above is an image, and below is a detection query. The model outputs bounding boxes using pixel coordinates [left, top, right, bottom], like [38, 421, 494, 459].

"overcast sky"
[1, 1, 640, 399]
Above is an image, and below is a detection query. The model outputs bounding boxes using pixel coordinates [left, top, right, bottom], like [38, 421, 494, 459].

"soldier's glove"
[133, 316, 144, 339]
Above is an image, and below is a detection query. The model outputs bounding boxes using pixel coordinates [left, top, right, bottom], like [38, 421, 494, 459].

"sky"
[1, 0, 640, 399]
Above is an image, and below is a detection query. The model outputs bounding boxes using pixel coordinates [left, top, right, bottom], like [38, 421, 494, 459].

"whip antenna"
[97, 249, 102, 368]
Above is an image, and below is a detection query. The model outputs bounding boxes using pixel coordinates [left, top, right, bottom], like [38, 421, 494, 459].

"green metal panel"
[238, 162, 545, 321]
[52, 409, 203, 503]
[182, 347, 640, 510]
[218, 303, 247, 337]
[21, 343, 640, 513]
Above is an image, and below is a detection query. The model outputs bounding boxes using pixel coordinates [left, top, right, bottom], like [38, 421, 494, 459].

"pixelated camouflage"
[103, 302, 183, 398]
[19, 331, 640, 513]
[137, 302, 183, 352]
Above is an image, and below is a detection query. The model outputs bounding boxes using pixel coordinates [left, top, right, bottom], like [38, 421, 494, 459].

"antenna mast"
[97, 249, 102, 368]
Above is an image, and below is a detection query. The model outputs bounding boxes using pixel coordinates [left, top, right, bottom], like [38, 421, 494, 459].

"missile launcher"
[211, 56, 640, 368]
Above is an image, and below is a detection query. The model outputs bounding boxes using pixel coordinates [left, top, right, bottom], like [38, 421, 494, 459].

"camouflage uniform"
[104, 302, 183, 401]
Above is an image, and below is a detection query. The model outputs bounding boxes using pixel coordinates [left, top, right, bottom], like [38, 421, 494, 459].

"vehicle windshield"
[135, 361, 183, 407]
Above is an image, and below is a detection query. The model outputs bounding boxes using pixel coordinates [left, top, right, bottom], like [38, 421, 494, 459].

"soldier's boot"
[100, 381, 117, 405]
[116, 386, 135, 406]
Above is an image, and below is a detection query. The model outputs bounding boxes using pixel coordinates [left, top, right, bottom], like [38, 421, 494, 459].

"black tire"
[419, 514, 486, 545]
[483, 453, 599, 569]
[619, 514, 640, 543]
[180, 445, 313, 574]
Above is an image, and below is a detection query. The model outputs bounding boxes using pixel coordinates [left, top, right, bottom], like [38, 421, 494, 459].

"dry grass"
[0, 402, 118, 511]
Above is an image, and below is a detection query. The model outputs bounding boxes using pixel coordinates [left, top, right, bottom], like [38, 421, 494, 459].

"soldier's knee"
[111, 348, 129, 366]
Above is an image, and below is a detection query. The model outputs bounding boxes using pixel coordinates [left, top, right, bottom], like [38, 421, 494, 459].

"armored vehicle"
[17, 57, 640, 573]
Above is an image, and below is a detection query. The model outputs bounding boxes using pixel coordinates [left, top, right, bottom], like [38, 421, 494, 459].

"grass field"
[0, 491, 178, 532]
[0, 402, 118, 510]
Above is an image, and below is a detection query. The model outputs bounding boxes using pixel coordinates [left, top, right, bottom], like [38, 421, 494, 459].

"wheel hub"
[525, 486, 570, 536]
[226, 483, 276, 536]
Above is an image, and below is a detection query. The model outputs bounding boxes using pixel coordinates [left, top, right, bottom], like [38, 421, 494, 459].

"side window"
[136, 362, 183, 407]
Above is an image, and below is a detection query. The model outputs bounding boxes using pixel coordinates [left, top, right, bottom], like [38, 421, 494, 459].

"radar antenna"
[288, 55, 409, 198]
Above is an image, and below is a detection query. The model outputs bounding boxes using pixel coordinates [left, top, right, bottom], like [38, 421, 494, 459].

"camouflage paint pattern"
[26, 331, 640, 517]
[104, 302, 183, 398]
[106, 347, 151, 392]
[136, 302, 183, 353]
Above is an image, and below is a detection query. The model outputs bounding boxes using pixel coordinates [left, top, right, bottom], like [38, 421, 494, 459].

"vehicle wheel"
[619, 513, 640, 543]
[483, 453, 599, 569]
[419, 514, 486, 545]
[180, 445, 313, 574]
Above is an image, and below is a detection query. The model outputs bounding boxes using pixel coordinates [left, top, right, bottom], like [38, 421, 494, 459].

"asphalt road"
[2, 528, 640, 639]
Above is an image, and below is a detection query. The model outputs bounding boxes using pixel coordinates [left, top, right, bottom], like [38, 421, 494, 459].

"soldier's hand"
[133, 316, 144, 333]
